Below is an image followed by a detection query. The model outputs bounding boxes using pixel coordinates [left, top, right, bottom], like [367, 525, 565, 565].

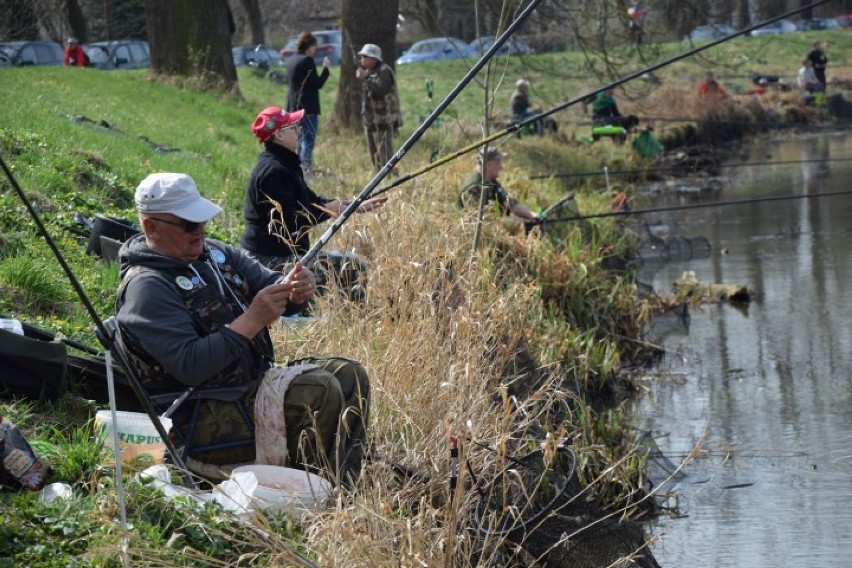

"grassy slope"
[0, 28, 845, 336]
[0, 30, 850, 566]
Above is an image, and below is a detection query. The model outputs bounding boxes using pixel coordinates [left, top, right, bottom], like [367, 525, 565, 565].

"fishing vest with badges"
[116, 244, 274, 394]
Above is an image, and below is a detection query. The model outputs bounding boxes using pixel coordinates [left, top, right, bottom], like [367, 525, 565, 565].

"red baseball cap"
[251, 106, 305, 142]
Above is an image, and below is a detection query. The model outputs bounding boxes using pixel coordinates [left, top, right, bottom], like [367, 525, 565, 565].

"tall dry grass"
[260, 154, 658, 565]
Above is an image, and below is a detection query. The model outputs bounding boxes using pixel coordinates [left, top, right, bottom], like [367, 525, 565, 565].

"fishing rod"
[298, 0, 542, 266]
[369, 0, 835, 199]
[530, 156, 852, 180]
[0, 0, 541, 490]
[607, 116, 850, 129]
[537, 188, 852, 225]
[576, 116, 844, 128]
[0, 155, 196, 488]
[0, 2, 539, 497]
[626, 115, 817, 126]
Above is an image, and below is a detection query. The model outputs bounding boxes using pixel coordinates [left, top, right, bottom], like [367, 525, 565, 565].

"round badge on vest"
[211, 250, 226, 264]
[175, 276, 193, 290]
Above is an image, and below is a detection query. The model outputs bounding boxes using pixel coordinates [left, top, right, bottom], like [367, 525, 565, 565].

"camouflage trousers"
[186, 357, 370, 484]
[363, 123, 395, 172]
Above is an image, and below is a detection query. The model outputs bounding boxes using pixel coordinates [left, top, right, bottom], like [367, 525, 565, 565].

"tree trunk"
[799, 0, 813, 20]
[334, 0, 399, 132]
[238, 0, 264, 44]
[736, 0, 750, 29]
[0, 0, 38, 40]
[718, 0, 734, 25]
[146, 0, 238, 92]
[65, 0, 88, 43]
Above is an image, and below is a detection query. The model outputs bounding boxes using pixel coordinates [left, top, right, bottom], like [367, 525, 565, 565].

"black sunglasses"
[148, 217, 204, 233]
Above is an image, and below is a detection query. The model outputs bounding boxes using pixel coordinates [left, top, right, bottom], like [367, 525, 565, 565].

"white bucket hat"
[135, 173, 222, 223]
[358, 43, 383, 62]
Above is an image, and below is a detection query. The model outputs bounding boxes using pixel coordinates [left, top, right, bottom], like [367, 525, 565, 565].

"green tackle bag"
[632, 128, 663, 160]
[592, 124, 627, 137]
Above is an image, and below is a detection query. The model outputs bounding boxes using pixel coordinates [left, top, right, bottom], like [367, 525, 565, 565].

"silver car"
[84, 40, 149, 70]
[468, 35, 533, 56]
[0, 41, 63, 67]
[279, 30, 342, 66]
[684, 24, 738, 42]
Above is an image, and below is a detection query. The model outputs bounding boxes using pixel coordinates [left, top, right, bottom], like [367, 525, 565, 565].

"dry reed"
[257, 161, 660, 565]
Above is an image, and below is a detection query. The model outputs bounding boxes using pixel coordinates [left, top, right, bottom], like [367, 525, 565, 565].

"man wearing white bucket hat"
[114, 172, 371, 483]
[356, 43, 403, 172]
[509, 78, 553, 135]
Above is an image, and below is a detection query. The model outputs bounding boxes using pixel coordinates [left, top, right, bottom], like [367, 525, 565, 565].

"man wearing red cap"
[64, 37, 87, 66]
[240, 106, 386, 295]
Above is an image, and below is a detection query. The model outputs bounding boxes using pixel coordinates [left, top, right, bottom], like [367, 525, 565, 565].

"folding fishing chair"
[95, 316, 256, 463]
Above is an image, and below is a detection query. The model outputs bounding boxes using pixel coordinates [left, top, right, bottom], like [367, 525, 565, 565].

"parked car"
[750, 19, 797, 37]
[0, 41, 63, 67]
[84, 40, 149, 70]
[233, 44, 286, 83]
[396, 37, 474, 64]
[232, 44, 283, 68]
[835, 14, 852, 28]
[795, 17, 841, 31]
[468, 35, 533, 56]
[279, 30, 342, 65]
[684, 24, 738, 42]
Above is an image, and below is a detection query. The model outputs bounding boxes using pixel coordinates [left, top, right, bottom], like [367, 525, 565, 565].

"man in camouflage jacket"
[356, 43, 402, 173]
[116, 172, 370, 482]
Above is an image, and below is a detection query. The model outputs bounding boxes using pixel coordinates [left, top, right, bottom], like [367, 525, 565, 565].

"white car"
[397, 37, 475, 64]
[684, 24, 738, 42]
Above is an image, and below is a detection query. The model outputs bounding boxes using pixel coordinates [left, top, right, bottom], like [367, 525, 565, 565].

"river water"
[629, 130, 852, 567]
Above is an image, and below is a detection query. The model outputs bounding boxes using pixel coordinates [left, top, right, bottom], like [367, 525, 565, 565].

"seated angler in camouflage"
[115, 172, 371, 483]
[458, 149, 541, 229]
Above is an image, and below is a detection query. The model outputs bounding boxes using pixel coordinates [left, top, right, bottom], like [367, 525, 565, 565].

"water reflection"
[631, 131, 852, 567]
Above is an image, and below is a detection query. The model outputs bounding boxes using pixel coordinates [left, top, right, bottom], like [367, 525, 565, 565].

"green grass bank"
[0, 29, 850, 566]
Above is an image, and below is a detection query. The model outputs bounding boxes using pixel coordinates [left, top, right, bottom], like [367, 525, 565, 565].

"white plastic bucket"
[231, 464, 332, 519]
[95, 410, 173, 469]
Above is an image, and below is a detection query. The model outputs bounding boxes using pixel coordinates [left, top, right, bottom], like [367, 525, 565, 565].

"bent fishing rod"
[530, 156, 852, 181]
[369, 0, 835, 199]
[298, 0, 542, 266]
[537, 188, 852, 226]
[0, 155, 196, 488]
